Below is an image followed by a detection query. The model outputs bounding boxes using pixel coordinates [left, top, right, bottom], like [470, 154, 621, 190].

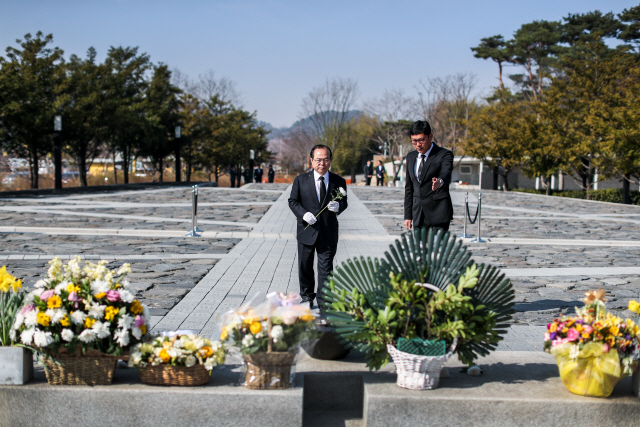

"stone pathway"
[1, 183, 639, 353]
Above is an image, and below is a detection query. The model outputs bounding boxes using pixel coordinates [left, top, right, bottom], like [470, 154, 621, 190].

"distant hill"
[260, 110, 363, 141]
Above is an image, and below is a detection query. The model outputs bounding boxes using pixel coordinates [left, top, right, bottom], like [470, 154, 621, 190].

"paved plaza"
[1, 183, 639, 352]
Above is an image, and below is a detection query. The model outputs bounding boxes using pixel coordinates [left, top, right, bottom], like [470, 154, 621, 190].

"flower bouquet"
[129, 331, 226, 386]
[221, 292, 318, 389]
[13, 256, 150, 385]
[544, 289, 640, 397]
[0, 266, 33, 385]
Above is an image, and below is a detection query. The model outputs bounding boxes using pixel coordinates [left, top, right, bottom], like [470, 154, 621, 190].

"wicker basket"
[139, 364, 211, 386]
[387, 338, 457, 390]
[43, 355, 117, 386]
[243, 351, 296, 390]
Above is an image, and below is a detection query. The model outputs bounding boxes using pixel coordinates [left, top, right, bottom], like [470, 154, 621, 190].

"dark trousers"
[376, 176, 383, 186]
[298, 237, 337, 309]
[365, 177, 372, 185]
[413, 212, 450, 233]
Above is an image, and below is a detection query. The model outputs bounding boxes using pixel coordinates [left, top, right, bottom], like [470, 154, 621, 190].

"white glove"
[327, 201, 339, 212]
[303, 212, 317, 225]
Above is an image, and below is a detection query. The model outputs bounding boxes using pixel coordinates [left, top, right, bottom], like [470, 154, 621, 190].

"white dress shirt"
[313, 170, 330, 203]
[414, 143, 434, 181]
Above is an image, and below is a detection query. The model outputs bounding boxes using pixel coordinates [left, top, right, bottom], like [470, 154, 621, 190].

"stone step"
[0, 351, 637, 427]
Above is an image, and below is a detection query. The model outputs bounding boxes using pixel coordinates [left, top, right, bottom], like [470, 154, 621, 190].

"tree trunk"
[492, 167, 499, 190]
[236, 164, 242, 187]
[502, 171, 510, 191]
[30, 152, 39, 189]
[159, 159, 164, 183]
[187, 159, 192, 182]
[79, 157, 88, 187]
[112, 152, 118, 184]
[123, 146, 129, 185]
[214, 166, 219, 183]
[623, 174, 631, 205]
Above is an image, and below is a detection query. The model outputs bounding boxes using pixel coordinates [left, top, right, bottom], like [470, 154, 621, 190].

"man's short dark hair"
[310, 144, 333, 159]
[410, 120, 432, 136]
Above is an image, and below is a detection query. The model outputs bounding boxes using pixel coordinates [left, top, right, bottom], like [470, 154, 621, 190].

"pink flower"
[133, 315, 145, 328]
[40, 290, 55, 301]
[603, 343, 610, 353]
[582, 324, 593, 334]
[567, 328, 580, 341]
[20, 304, 35, 314]
[544, 332, 550, 341]
[68, 291, 81, 302]
[106, 290, 120, 302]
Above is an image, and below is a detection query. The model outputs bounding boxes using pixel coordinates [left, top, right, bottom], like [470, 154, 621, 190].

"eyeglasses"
[411, 137, 429, 145]
[313, 158, 331, 164]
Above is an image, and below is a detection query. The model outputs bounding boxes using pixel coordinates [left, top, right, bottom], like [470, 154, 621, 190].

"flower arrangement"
[12, 256, 149, 357]
[326, 264, 500, 370]
[129, 332, 225, 371]
[221, 292, 318, 354]
[1, 266, 24, 346]
[545, 289, 640, 397]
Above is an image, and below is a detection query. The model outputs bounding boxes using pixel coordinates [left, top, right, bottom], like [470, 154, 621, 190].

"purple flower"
[133, 315, 145, 328]
[20, 304, 35, 314]
[550, 332, 557, 340]
[40, 290, 55, 301]
[106, 290, 120, 302]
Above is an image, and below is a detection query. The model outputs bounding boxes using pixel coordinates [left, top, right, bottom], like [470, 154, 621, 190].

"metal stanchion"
[470, 193, 487, 243]
[458, 192, 471, 238]
[185, 185, 203, 237]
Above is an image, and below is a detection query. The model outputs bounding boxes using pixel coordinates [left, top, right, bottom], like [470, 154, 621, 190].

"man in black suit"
[375, 160, 385, 186]
[288, 145, 348, 308]
[404, 120, 453, 232]
[268, 165, 275, 183]
[363, 160, 373, 186]
[254, 164, 264, 183]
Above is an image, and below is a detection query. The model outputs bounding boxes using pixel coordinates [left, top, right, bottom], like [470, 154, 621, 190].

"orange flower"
[200, 346, 213, 358]
[250, 322, 262, 334]
[300, 314, 315, 322]
[95, 292, 107, 299]
[159, 349, 171, 363]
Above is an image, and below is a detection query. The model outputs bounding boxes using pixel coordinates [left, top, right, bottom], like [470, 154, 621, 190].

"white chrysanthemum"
[204, 358, 215, 371]
[92, 321, 111, 339]
[20, 328, 35, 345]
[50, 309, 68, 325]
[153, 347, 162, 357]
[210, 341, 221, 352]
[61, 328, 74, 342]
[241, 334, 255, 347]
[167, 348, 181, 358]
[24, 311, 38, 328]
[34, 279, 48, 289]
[185, 355, 196, 367]
[78, 329, 97, 343]
[34, 330, 54, 347]
[54, 282, 67, 295]
[142, 305, 150, 323]
[115, 328, 130, 347]
[118, 314, 133, 330]
[70, 311, 86, 325]
[32, 287, 45, 298]
[119, 290, 134, 303]
[120, 279, 130, 289]
[13, 312, 24, 330]
[45, 308, 56, 319]
[193, 337, 205, 349]
[9, 328, 16, 341]
[132, 327, 143, 340]
[88, 302, 106, 319]
[270, 325, 284, 342]
[91, 279, 110, 295]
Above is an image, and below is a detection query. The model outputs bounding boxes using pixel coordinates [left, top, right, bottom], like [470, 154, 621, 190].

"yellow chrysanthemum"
[95, 292, 107, 299]
[66, 284, 80, 294]
[159, 349, 171, 363]
[629, 300, 640, 314]
[220, 327, 228, 341]
[60, 315, 70, 327]
[300, 314, 315, 322]
[47, 295, 62, 309]
[105, 306, 120, 321]
[130, 300, 144, 315]
[37, 312, 51, 327]
[140, 325, 147, 335]
[549, 323, 558, 333]
[84, 317, 96, 329]
[250, 321, 262, 334]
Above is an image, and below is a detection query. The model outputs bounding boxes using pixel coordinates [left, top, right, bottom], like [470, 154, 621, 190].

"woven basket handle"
[415, 282, 458, 357]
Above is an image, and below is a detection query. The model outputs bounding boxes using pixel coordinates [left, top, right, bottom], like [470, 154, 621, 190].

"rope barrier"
[466, 195, 480, 225]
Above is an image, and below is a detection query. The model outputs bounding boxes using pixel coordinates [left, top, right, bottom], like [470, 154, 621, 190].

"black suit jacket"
[288, 171, 348, 246]
[404, 144, 454, 226]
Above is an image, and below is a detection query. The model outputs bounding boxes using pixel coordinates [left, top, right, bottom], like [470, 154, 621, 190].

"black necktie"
[417, 154, 426, 181]
[319, 176, 326, 204]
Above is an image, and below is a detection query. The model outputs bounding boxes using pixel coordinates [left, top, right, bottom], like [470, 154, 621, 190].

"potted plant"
[221, 292, 318, 390]
[129, 331, 226, 386]
[545, 289, 640, 397]
[323, 228, 514, 389]
[0, 266, 32, 385]
[13, 256, 150, 385]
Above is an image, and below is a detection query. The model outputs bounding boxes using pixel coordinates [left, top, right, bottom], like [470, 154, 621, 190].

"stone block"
[0, 347, 33, 385]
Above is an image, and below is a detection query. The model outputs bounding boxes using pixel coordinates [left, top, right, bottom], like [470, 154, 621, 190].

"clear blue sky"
[1, 0, 637, 128]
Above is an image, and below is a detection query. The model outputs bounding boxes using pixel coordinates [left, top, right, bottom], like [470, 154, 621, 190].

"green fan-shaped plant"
[322, 227, 514, 369]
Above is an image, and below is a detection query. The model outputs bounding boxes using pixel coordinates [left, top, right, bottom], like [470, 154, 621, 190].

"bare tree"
[171, 68, 242, 106]
[415, 73, 478, 158]
[299, 77, 359, 154]
[363, 88, 416, 182]
[278, 127, 314, 174]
